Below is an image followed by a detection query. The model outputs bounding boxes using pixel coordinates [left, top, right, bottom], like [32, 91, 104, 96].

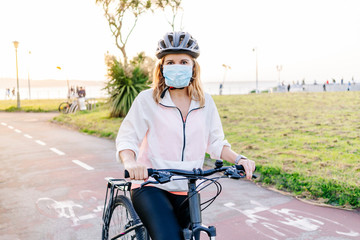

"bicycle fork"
[184, 180, 216, 240]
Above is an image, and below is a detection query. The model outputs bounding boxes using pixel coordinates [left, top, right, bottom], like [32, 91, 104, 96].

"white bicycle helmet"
[156, 31, 200, 59]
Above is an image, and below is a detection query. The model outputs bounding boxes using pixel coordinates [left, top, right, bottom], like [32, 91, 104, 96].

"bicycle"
[58, 99, 79, 114]
[58, 98, 96, 114]
[102, 160, 256, 240]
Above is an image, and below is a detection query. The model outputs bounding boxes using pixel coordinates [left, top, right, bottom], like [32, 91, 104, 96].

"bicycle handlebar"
[124, 163, 255, 180]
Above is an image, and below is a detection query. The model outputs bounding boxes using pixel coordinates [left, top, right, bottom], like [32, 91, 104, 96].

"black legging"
[131, 186, 190, 240]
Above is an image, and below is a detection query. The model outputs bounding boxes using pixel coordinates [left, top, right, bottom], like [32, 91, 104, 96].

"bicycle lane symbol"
[224, 200, 359, 240]
[36, 190, 103, 227]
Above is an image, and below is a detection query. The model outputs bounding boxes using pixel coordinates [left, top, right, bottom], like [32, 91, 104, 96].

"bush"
[104, 53, 154, 118]
[256, 165, 360, 208]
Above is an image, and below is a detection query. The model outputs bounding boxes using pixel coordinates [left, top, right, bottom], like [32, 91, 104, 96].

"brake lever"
[224, 166, 259, 179]
[140, 172, 173, 188]
[224, 166, 245, 179]
[141, 180, 159, 188]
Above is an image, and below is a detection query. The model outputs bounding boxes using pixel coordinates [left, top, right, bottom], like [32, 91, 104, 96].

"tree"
[155, 0, 183, 31]
[96, 0, 184, 65]
[96, 0, 152, 66]
[130, 51, 156, 82]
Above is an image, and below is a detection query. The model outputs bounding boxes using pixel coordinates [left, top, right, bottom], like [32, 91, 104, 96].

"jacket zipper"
[160, 103, 203, 161]
[177, 109, 186, 162]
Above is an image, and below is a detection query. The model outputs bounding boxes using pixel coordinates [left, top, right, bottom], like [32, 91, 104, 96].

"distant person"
[70, 86, 75, 97]
[287, 84, 291, 92]
[341, 78, 344, 85]
[78, 86, 87, 110]
[6, 88, 10, 99]
[78, 86, 86, 98]
[11, 88, 15, 98]
[76, 86, 80, 97]
[323, 83, 326, 92]
[302, 80, 306, 91]
[347, 82, 351, 91]
[219, 83, 223, 95]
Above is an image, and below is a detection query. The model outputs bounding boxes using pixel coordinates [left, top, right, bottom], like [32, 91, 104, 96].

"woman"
[116, 31, 255, 240]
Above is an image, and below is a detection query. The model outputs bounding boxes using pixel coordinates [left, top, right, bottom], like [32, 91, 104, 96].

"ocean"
[1, 86, 108, 100]
[0, 81, 278, 100]
[203, 81, 278, 95]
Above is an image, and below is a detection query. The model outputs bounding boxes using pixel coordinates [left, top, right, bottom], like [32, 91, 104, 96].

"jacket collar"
[159, 89, 202, 110]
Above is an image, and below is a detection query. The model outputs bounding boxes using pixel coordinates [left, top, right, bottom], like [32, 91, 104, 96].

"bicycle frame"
[185, 178, 216, 240]
[110, 222, 144, 240]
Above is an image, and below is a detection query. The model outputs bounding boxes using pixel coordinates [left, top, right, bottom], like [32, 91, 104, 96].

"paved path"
[0, 112, 359, 240]
[0, 112, 120, 239]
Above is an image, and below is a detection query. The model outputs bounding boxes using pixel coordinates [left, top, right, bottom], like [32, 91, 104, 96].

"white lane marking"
[24, 134, 33, 139]
[224, 202, 236, 207]
[78, 213, 97, 220]
[8, 125, 14, 129]
[1, 122, 7, 126]
[72, 160, 94, 171]
[50, 148, 66, 156]
[35, 140, 46, 146]
[336, 230, 360, 237]
[15, 129, 22, 133]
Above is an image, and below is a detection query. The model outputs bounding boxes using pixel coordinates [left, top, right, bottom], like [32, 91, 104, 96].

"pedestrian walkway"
[276, 83, 360, 93]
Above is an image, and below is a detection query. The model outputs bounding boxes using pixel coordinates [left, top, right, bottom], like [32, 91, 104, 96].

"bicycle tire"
[58, 102, 70, 113]
[69, 103, 78, 113]
[102, 195, 148, 240]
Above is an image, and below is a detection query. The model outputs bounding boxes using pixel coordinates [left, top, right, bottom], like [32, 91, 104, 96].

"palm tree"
[105, 58, 151, 117]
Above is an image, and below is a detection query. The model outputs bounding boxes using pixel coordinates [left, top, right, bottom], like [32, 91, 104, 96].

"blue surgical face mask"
[163, 65, 193, 88]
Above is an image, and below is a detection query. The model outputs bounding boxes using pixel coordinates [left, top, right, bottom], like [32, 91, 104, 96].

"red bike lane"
[0, 112, 123, 239]
[201, 179, 360, 240]
[1, 112, 359, 240]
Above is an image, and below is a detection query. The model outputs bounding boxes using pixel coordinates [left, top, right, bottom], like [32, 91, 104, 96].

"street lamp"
[57, 66, 70, 100]
[220, 64, 231, 95]
[28, 51, 31, 99]
[252, 47, 259, 93]
[13, 41, 20, 108]
[276, 65, 283, 86]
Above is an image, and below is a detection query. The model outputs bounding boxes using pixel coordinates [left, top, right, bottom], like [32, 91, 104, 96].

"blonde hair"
[152, 57, 205, 107]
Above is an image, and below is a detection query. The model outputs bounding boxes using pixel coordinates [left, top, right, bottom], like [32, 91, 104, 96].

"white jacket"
[116, 88, 230, 191]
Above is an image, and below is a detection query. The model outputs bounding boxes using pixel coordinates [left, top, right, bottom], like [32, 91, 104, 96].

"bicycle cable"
[172, 175, 223, 212]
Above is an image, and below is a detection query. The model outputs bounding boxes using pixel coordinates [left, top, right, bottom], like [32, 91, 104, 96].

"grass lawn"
[0, 99, 65, 112]
[4, 92, 359, 208]
[213, 91, 360, 208]
[53, 105, 121, 139]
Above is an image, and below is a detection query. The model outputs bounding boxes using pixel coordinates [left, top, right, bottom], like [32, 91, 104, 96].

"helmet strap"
[160, 86, 169, 98]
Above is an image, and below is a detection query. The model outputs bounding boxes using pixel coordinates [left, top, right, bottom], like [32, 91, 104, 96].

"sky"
[1, 0, 359, 85]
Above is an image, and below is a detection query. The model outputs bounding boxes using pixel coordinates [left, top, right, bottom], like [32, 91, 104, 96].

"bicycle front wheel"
[58, 102, 70, 113]
[103, 195, 148, 240]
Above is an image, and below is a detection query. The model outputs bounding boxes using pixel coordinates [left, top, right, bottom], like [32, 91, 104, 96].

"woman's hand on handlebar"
[220, 147, 256, 180]
[124, 161, 148, 180]
[238, 158, 256, 180]
[119, 149, 148, 180]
